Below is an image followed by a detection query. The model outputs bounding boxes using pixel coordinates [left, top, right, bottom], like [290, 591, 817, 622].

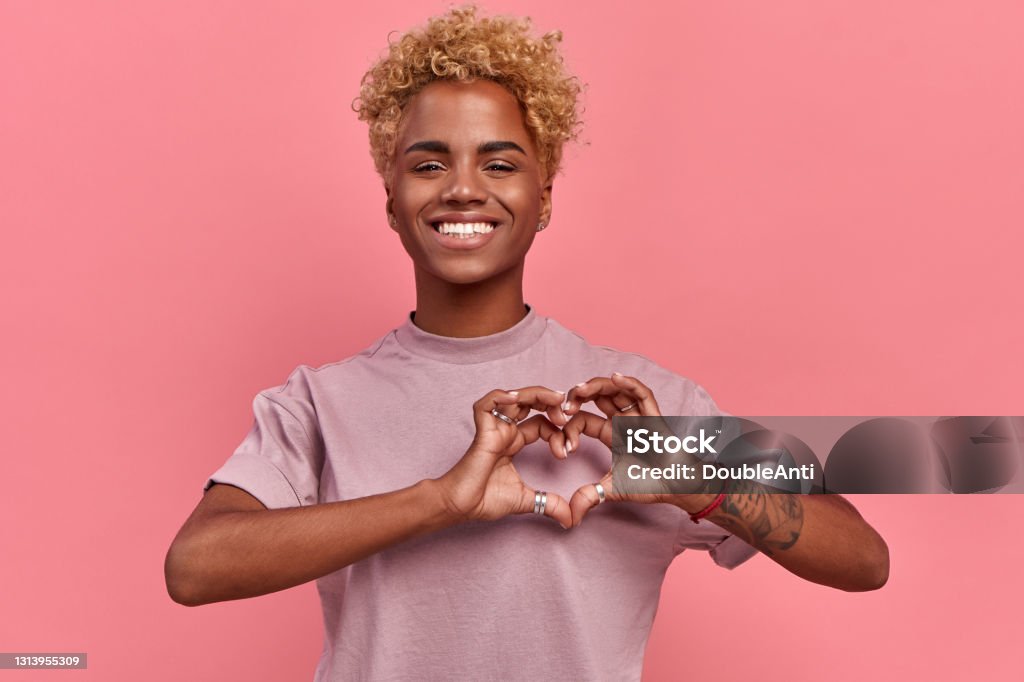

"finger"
[569, 474, 614, 528]
[564, 378, 620, 414]
[517, 414, 570, 459]
[505, 385, 570, 426]
[587, 383, 637, 416]
[520, 487, 572, 529]
[472, 389, 522, 432]
[545, 401, 570, 427]
[607, 393, 638, 414]
[568, 377, 620, 408]
[563, 411, 611, 453]
[564, 380, 626, 417]
[573, 375, 661, 419]
[610, 373, 662, 416]
[563, 382, 588, 416]
[594, 394, 625, 419]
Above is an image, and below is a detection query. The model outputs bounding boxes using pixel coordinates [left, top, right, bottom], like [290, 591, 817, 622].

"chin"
[429, 260, 518, 287]
[437, 268, 499, 286]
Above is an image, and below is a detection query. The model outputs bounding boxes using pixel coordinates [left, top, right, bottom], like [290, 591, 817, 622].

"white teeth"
[436, 222, 496, 237]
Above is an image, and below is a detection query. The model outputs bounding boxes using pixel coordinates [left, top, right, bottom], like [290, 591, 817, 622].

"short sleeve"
[666, 376, 758, 569]
[673, 517, 758, 569]
[709, 532, 759, 568]
[678, 380, 720, 418]
[204, 384, 324, 509]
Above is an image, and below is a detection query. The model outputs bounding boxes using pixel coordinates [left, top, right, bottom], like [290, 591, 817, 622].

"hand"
[562, 373, 702, 526]
[563, 372, 663, 448]
[435, 386, 574, 529]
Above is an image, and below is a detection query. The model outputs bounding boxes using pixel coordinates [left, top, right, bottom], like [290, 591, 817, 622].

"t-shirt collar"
[394, 305, 548, 364]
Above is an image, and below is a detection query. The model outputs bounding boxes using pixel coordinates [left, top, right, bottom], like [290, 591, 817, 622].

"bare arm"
[164, 480, 454, 606]
[564, 374, 890, 592]
[165, 387, 571, 607]
[674, 487, 889, 592]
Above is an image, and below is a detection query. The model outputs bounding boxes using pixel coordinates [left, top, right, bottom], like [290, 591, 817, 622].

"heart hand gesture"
[434, 386, 575, 529]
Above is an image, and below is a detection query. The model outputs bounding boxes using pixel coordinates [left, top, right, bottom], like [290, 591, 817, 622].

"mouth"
[426, 216, 502, 250]
[430, 220, 499, 239]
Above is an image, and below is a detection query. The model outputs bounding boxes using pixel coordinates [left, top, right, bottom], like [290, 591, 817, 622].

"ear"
[385, 190, 398, 233]
[539, 179, 553, 228]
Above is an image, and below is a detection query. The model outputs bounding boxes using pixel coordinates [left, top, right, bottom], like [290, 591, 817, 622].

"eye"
[412, 161, 446, 173]
[484, 161, 517, 173]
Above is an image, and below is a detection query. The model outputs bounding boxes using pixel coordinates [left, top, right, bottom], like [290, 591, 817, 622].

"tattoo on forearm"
[713, 482, 804, 557]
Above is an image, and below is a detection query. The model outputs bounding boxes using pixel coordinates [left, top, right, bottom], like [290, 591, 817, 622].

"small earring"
[536, 221, 547, 232]
[388, 215, 397, 227]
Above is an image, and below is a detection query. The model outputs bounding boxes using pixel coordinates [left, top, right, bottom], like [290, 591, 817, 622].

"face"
[386, 79, 552, 286]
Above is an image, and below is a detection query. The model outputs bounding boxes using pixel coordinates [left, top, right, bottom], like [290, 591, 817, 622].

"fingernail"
[559, 522, 568, 530]
[508, 390, 519, 396]
[612, 372, 623, 378]
[564, 441, 573, 455]
[576, 382, 587, 387]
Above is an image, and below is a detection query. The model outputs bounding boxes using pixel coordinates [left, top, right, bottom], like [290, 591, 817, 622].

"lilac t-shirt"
[205, 310, 756, 681]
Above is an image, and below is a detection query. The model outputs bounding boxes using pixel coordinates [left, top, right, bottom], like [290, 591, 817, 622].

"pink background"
[2, 1, 1022, 680]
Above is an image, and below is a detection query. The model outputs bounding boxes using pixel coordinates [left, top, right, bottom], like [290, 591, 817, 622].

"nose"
[441, 165, 487, 205]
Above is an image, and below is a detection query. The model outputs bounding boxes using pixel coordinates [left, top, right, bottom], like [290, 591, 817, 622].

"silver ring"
[594, 483, 606, 504]
[533, 491, 547, 515]
[618, 402, 637, 413]
[490, 408, 516, 426]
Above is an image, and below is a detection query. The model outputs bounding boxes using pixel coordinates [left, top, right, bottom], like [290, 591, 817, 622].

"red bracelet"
[689, 491, 726, 523]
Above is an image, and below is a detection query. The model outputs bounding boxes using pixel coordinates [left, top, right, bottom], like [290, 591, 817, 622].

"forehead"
[398, 80, 533, 147]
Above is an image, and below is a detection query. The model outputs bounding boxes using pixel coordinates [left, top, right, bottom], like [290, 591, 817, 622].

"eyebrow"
[479, 141, 527, 155]
[403, 140, 527, 155]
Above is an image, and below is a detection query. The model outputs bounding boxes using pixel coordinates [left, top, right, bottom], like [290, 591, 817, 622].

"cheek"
[391, 183, 430, 219]
[506, 184, 543, 218]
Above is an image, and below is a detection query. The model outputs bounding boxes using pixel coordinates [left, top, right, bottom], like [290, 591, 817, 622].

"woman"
[165, 7, 888, 680]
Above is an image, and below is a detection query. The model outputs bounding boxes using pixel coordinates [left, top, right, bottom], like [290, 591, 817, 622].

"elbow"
[164, 543, 208, 607]
[868, 541, 890, 590]
[166, 577, 205, 607]
[848, 536, 890, 592]
[167, 584, 203, 607]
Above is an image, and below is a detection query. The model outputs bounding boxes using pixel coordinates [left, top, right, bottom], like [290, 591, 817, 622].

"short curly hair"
[354, 5, 582, 185]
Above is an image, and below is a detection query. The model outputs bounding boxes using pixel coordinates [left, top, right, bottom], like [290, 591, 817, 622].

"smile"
[432, 221, 497, 238]
[425, 218, 501, 249]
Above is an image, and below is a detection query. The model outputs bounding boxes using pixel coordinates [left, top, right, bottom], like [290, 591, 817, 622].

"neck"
[411, 264, 527, 338]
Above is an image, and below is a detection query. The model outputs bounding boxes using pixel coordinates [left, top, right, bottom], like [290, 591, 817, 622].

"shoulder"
[256, 329, 397, 405]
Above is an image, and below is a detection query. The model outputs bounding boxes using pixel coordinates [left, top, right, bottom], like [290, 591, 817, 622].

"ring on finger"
[618, 402, 637, 413]
[533, 491, 548, 515]
[490, 408, 516, 426]
[594, 483, 606, 504]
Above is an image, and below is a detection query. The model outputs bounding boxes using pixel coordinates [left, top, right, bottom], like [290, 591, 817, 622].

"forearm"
[677, 487, 889, 591]
[166, 479, 455, 606]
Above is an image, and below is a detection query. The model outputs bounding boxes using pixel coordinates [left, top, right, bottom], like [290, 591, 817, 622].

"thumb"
[519, 487, 573, 530]
[569, 476, 613, 528]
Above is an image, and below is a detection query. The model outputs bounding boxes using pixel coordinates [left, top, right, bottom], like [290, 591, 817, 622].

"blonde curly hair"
[354, 5, 582, 185]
